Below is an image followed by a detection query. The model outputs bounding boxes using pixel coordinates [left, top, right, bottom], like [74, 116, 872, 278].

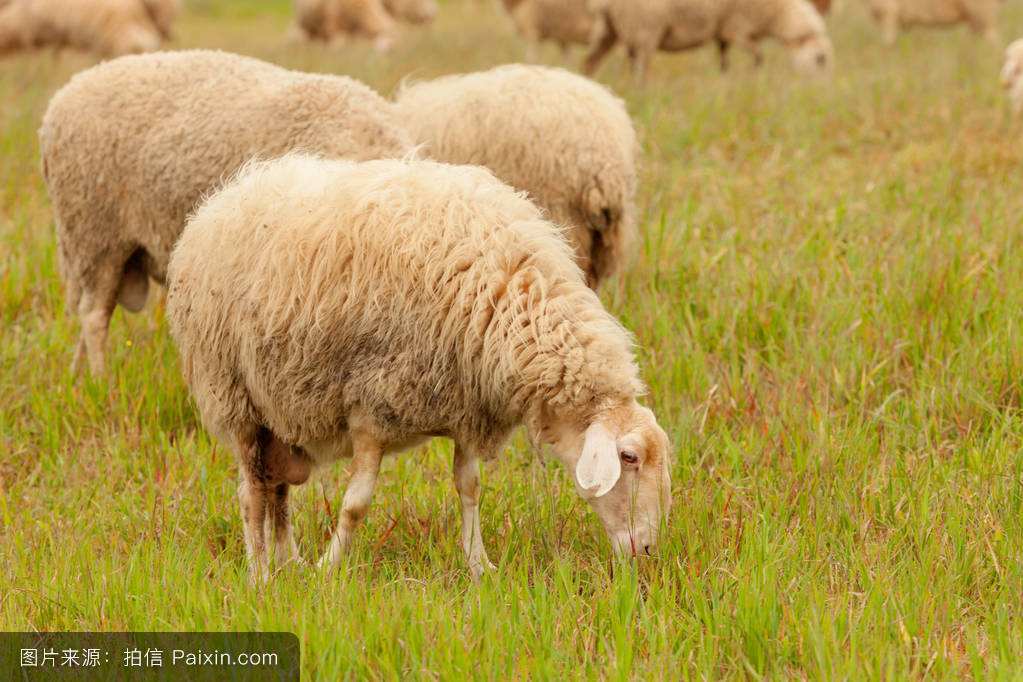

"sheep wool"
[167, 155, 672, 581]
[0, 0, 178, 57]
[861, 0, 1002, 44]
[39, 49, 412, 375]
[584, 0, 834, 82]
[501, 0, 598, 52]
[395, 64, 639, 288]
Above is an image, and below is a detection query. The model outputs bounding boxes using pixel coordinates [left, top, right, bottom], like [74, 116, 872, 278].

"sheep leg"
[627, 46, 651, 84]
[238, 465, 271, 584]
[454, 445, 494, 580]
[317, 437, 383, 570]
[267, 482, 302, 565]
[880, 10, 898, 46]
[77, 268, 121, 375]
[582, 28, 617, 76]
[70, 336, 86, 375]
[717, 38, 730, 71]
[733, 35, 763, 69]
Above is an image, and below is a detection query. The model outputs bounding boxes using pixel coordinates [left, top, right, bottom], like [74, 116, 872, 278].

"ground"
[2, 0, 1023, 678]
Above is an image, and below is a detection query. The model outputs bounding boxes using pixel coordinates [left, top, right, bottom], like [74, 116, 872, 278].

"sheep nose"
[816, 53, 827, 67]
[643, 544, 652, 556]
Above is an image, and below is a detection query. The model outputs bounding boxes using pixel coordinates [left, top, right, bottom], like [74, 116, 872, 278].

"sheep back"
[395, 64, 639, 287]
[39, 49, 412, 315]
[167, 155, 641, 454]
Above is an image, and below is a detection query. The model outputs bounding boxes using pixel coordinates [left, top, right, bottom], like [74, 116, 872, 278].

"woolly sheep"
[395, 64, 639, 288]
[166, 154, 672, 582]
[501, 0, 598, 54]
[39, 50, 412, 375]
[583, 0, 834, 83]
[0, 0, 178, 58]
[861, 0, 1002, 44]
[1002, 39, 1023, 113]
[292, 0, 437, 51]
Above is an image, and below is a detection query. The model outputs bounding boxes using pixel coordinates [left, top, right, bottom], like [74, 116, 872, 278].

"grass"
[2, 0, 1023, 678]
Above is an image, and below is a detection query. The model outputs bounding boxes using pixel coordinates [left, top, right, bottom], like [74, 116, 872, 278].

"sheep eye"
[620, 450, 640, 466]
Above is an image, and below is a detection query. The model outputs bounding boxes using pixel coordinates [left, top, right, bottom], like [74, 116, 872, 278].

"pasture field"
[3, 0, 1023, 678]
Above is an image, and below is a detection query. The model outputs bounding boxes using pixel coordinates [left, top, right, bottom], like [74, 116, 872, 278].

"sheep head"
[780, 1, 834, 76]
[544, 399, 672, 557]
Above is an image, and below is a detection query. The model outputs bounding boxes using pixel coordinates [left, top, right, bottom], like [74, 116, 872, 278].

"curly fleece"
[39, 49, 412, 371]
[394, 64, 639, 289]
[167, 155, 644, 455]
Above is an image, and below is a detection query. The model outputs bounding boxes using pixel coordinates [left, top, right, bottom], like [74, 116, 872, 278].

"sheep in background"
[39, 50, 412, 375]
[501, 0, 599, 56]
[861, 0, 1002, 44]
[1002, 39, 1023, 113]
[583, 0, 834, 83]
[292, 0, 437, 51]
[0, 0, 178, 57]
[166, 154, 673, 582]
[395, 65, 639, 288]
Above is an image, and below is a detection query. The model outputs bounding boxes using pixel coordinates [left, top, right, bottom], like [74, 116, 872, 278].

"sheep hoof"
[469, 559, 496, 581]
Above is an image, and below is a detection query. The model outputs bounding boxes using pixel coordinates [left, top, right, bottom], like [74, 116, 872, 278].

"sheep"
[39, 49, 413, 376]
[861, 0, 1002, 44]
[165, 153, 673, 582]
[292, 0, 437, 51]
[1002, 39, 1023, 113]
[500, 0, 599, 55]
[0, 0, 178, 58]
[583, 0, 834, 83]
[394, 64, 639, 288]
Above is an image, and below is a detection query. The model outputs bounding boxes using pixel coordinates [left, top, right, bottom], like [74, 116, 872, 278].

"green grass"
[3, 0, 1023, 678]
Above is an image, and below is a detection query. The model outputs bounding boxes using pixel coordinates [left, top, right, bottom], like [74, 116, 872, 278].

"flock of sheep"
[1, 0, 1020, 83]
[2, 0, 1021, 582]
[30, 31, 657, 582]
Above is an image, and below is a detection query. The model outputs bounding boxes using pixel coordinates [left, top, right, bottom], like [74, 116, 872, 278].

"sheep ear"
[575, 423, 621, 498]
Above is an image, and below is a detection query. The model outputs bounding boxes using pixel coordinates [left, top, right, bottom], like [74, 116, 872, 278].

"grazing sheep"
[1002, 38, 1023, 113]
[39, 50, 412, 375]
[292, 0, 437, 51]
[583, 0, 834, 83]
[395, 65, 639, 288]
[0, 0, 178, 58]
[166, 154, 673, 582]
[861, 0, 1002, 44]
[501, 0, 598, 54]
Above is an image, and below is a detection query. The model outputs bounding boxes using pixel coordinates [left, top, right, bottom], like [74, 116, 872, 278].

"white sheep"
[861, 0, 1002, 44]
[395, 64, 639, 288]
[0, 0, 178, 58]
[39, 50, 412, 375]
[292, 0, 437, 51]
[166, 154, 672, 582]
[500, 0, 599, 55]
[584, 0, 834, 83]
[1002, 39, 1023, 113]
